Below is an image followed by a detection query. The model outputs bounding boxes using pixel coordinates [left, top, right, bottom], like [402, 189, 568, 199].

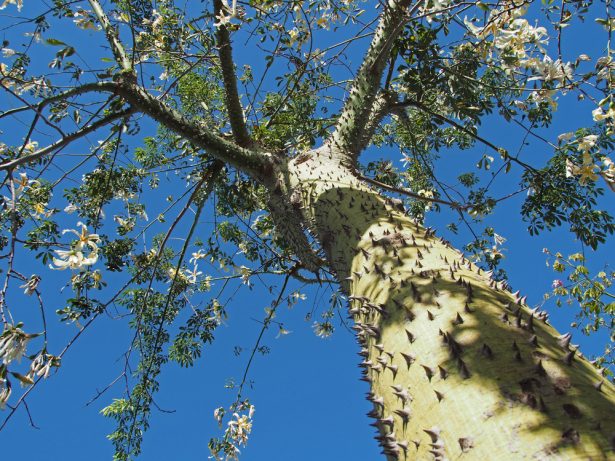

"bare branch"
[360, 174, 466, 210]
[393, 98, 537, 172]
[0, 82, 118, 121]
[126, 162, 224, 449]
[0, 107, 134, 172]
[233, 269, 294, 405]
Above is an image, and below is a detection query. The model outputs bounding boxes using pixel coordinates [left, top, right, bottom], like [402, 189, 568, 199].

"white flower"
[150, 9, 163, 30]
[312, 321, 333, 338]
[0, 0, 23, 11]
[401, 152, 413, 167]
[276, 325, 292, 338]
[565, 158, 577, 178]
[19, 274, 40, 295]
[213, 407, 225, 427]
[185, 265, 202, 285]
[114, 189, 136, 200]
[592, 106, 615, 122]
[600, 156, 615, 192]
[14, 172, 40, 194]
[526, 56, 573, 83]
[487, 245, 504, 259]
[114, 215, 135, 232]
[494, 19, 548, 57]
[62, 222, 100, 252]
[425, 0, 451, 14]
[64, 203, 78, 213]
[27, 352, 55, 380]
[577, 135, 598, 152]
[190, 250, 207, 264]
[214, 10, 233, 27]
[528, 89, 558, 109]
[51, 248, 99, 270]
[51, 223, 100, 270]
[566, 157, 599, 185]
[557, 132, 574, 143]
[238, 266, 252, 286]
[167, 267, 185, 283]
[493, 233, 507, 245]
[226, 407, 254, 446]
[0, 378, 11, 409]
[48, 222, 98, 270]
[0, 326, 31, 365]
[417, 189, 434, 211]
[287, 28, 300, 45]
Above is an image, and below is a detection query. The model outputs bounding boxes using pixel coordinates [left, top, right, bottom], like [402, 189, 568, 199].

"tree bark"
[281, 145, 615, 460]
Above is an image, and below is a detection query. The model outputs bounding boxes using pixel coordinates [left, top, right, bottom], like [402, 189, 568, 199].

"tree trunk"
[282, 145, 615, 460]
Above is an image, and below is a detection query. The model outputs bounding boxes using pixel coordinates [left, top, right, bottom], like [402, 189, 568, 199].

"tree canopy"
[0, 0, 614, 459]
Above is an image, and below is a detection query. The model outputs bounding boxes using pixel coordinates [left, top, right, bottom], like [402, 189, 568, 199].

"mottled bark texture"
[279, 145, 615, 460]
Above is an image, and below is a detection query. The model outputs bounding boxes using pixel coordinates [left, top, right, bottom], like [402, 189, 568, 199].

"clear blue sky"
[0, 2, 613, 460]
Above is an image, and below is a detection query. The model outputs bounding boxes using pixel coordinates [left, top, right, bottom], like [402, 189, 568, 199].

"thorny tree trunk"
[276, 144, 615, 460]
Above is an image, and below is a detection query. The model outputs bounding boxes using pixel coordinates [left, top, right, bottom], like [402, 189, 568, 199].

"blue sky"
[1, 1, 614, 460]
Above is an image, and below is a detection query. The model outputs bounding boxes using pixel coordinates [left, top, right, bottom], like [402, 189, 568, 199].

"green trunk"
[286, 147, 615, 460]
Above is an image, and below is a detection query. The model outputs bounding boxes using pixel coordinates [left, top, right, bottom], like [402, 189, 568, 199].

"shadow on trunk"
[311, 185, 615, 459]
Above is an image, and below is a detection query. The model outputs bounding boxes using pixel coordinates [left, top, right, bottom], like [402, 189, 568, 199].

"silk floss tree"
[0, 0, 614, 459]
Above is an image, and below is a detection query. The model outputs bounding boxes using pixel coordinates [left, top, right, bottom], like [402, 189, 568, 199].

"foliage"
[0, 0, 613, 458]
[544, 249, 615, 373]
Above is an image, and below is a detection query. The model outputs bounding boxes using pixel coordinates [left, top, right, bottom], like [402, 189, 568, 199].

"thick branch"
[355, 91, 396, 152]
[267, 193, 324, 273]
[88, 0, 132, 70]
[213, 0, 252, 147]
[329, 0, 415, 155]
[2, 75, 271, 180]
[114, 79, 271, 180]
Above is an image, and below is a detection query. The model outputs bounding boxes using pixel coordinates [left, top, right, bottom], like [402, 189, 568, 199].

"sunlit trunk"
[285, 145, 615, 460]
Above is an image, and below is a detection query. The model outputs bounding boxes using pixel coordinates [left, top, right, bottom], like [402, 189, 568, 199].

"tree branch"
[0, 82, 118, 121]
[4, 75, 271, 180]
[114, 79, 271, 180]
[360, 173, 466, 209]
[329, 0, 417, 156]
[0, 107, 134, 172]
[393, 98, 537, 172]
[213, 0, 252, 147]
[88, 0, 132, 71]
[355, 90, 396, 152]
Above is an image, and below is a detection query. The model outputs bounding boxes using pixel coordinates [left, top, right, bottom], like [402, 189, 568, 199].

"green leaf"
[45, 38, 67, 46]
